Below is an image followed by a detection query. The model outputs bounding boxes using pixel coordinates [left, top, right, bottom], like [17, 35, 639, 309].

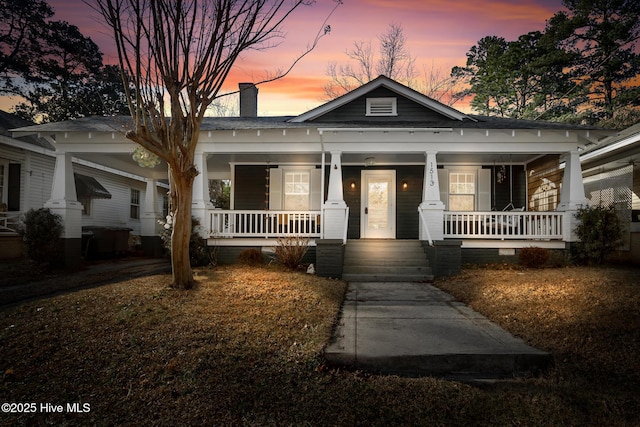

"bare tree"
[92, 0, 340, 289]
[207, 93, 239, 117]
[414, 61, 461, 105]
[375, 23, 414, 81]
[324, 40, 374, 98]
[324, 23, 458, 105]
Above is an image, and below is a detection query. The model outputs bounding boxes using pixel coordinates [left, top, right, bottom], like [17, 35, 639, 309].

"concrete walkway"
[324, 282, 552, 380]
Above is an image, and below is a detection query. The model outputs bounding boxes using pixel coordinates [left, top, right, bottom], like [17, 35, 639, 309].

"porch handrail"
[0, 211, 22, 235]
[443, 211, 564, 240]
[418, 208, 433, 246]
[209, 210, 321, 239]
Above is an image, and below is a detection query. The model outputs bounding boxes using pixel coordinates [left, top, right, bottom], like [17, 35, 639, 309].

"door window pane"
[368, 180, 389, 229]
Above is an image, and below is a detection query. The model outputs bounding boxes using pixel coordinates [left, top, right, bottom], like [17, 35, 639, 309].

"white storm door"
[361, 170, 396, 239]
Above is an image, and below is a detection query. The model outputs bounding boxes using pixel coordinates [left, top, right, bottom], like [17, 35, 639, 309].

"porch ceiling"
[67, 146, 550, 179]
[207, 152, 540, 173]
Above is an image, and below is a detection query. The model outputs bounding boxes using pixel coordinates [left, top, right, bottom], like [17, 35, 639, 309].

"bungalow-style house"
[580, 122, 640, 264]
[10, 76, 616, 275]
[0, 111, 168, 263]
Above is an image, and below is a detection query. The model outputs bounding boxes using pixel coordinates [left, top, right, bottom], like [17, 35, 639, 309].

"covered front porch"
[11, 116, 611, 273]
[203, 130, 589, 252]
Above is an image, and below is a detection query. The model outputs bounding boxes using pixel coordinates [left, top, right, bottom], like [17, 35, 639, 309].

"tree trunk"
[170, 170, 196, 290]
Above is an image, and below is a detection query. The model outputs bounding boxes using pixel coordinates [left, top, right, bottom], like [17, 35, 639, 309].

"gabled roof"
[288, 75, 474, 123]
[0, 110, 54, 150]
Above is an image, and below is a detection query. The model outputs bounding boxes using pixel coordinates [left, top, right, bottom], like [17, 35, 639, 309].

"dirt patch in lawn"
[1, 264, 639, 426]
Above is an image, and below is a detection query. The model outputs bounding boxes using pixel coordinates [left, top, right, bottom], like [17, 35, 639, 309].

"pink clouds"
[14, 0, 567, 116]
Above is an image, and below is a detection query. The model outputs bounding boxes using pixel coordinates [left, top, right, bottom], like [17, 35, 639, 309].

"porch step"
[342, 240, 433, 283]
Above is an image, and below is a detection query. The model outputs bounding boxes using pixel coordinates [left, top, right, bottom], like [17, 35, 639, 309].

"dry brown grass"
[1, 263, 639, 426]
[436, 264, 640, 424]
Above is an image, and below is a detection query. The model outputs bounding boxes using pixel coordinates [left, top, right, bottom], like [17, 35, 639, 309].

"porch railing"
[443, 211, 564, 240]
[0, 211, 22, 235]
[209, 210, 322, 238]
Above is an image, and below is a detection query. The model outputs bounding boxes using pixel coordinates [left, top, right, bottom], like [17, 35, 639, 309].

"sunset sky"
[4, 0, 570, 116]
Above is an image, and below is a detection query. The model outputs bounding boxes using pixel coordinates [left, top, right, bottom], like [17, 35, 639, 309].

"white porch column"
[418, 151, 445, 242]
[322, 151, 348, 240]
[45, 152, 82, 238]
[557, 150, 587, 242]
[44, 152, 83, 267]
[192, 151, 213, 237]
[140, 178, 164, 256]
[326, 150, 345, 204]
[141, 178, 160, 236]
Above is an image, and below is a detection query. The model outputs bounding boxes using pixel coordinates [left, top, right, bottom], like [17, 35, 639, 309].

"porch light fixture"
[402, 180, 408, 190]
[132, 146, 160, 168]
[364, 157, 375, 167]
[350, 181, 356, 189]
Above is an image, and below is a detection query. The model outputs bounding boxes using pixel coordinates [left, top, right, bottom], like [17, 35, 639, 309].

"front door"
[361, 170, 396, 239]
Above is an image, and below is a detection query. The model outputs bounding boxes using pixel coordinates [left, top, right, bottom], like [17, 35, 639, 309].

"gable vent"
[366, 97, 397, 116]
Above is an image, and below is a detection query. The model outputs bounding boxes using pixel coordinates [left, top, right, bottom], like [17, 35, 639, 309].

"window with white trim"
[0, 163, 5, 206]
[366, 97, 397, 116]
[269, 166, 321, 211]
[163, 195, 169, 218]
[130, 188, 140, 219]
[449, 172, 475, 211]
[284, 171, 310, 210]
[78, 197, 92, 216]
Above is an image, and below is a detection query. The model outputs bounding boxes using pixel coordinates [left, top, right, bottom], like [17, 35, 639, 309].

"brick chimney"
[239, 83, 258, 117]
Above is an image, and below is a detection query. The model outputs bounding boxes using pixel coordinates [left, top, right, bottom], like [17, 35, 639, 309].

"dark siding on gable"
[311, 87, 457, 123]
[234, 165, 267, 210]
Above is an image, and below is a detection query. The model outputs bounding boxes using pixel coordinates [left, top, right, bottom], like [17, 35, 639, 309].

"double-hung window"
[268, 167, 320, 211]
[449, 172, 475, 211]
[130, 189, 140, 219]
[284, 171, 310, 211]
[0, 163, 5, 206]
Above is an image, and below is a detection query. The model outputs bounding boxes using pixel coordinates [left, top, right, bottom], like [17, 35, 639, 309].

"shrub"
[238, 248, 264, 265]
[158, 214, 212, 267]
[548, 250, 568, 268]
[518, 246, 550, 269]
[274, 236, 310, 270]
[573, 205, 623, 265]
[20, 208, 63, 265]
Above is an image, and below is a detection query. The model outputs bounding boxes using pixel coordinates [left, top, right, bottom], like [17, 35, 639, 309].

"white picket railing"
[0, 211, 22, 235]
[443, 211, 564, 240]
[207, 209, 563, 241]
[209, 210, 322, 238]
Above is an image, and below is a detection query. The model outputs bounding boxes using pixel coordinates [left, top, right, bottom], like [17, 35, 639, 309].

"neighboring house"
[580, 122, 640, 264]
[11, 76, 616, 274]
[0, 111, 168, 261]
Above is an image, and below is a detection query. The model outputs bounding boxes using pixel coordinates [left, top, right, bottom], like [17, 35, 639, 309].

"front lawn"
[1, 264, 638, 426]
